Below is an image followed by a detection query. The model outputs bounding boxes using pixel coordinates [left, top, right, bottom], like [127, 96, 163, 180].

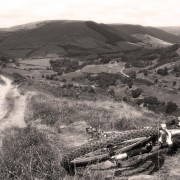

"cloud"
[0, 0, 180, 27]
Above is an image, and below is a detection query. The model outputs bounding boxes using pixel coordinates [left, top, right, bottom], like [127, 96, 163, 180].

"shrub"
[135, 78, 153, 86]
[128, 70, 136, 79]
[143, 69, 148, 76]
[123, 96, 128, 102]
[154, 79, 158, 84]
[176, 72, 180, 77]
[131, 88, 142, 98]
[166, 101, 178, 114]
[12, 73, 26, 83]
[127, 81, 133, 89]
[157, 67, 168, 76]
[144, 96, 159, 105]
[173, 81, 177, 86]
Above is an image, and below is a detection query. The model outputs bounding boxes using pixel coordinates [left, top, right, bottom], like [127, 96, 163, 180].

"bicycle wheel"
[61, 127, 158, 174]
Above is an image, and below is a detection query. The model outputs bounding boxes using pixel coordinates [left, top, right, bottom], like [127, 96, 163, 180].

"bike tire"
[61, 127, 158, 174]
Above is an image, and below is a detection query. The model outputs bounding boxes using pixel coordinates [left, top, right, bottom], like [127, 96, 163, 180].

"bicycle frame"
[112, 128, 180, 162]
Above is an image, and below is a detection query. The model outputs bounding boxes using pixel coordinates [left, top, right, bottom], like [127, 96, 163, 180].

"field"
[19, 58, 51, 67]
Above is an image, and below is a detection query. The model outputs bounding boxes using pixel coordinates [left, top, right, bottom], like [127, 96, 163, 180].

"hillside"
[159, 26, 180, 36]
[0, 20, 140, 58]
[110, 24, 180, 44]
[2, 21, 180, 59]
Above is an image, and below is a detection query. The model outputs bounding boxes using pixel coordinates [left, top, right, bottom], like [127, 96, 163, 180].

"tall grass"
[0, 91, 162, 179]
[25, 93, 159, 131]
[0, 126, 64, 179]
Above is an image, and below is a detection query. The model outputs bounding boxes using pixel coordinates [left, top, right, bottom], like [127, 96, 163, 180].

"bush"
[173, 81, 177, 86]
[143, 69, 148, 76]
[166, 101, 178, 114]
[0, 127, 62, 179]
[144, 96, 159, 105]
[12, 73, 26, 83]
[128, 70, 136, 79]
[135, 78, 153, 86]
[176, 72, 180, 77]
[131, 88, 142, 98]
[123, 96, 128, 102]
[157, 67, 168, 76]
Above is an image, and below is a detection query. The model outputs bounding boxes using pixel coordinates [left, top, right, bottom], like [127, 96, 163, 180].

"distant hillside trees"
[173, 64, 180, 72]
[173, 81, 177, 86]
[0, 56, 8, 63]
[143, 69, 148, 76]
[166, 101, 178, 114]
[50, 59, 79, 74]
[131, 88, 143, 98]
[87, 73, 133, 88]
[157, 44, 179, 66]
[135, 95, 178, 114]
[157, 67, 168, 76]
[128, 70, 136, 79]
[121, 48, 158, 68]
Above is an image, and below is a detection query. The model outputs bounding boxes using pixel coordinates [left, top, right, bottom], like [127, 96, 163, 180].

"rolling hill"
[159, 26, 180, 36]
[1, 21, 180, 58]
[0, 20, 140, 58]
[110, 24, 180, 44]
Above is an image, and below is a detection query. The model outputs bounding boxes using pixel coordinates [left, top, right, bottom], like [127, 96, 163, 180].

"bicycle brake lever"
[164, 129, 173, 146]
[159, 124, 173, 147]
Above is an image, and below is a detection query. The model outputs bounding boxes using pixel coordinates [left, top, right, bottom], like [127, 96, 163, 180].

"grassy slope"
[0, 77, 180, 179]
[0, 21, 139, 58]
[159, 26, 180, 36]
[22, 90, 180, 179]
[110, 24, 180, 43]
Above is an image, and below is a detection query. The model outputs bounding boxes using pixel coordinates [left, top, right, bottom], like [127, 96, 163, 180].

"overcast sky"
[1, 0, 180, 28]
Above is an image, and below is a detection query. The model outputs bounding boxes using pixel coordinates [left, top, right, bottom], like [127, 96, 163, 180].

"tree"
[173, 81, 177, 86]
[176, 72, 180, 77]
[46, 75, 50, 80]
[128, 81, 133, 89]
[154, 79, 158, 84]
[125, 62, 131, 68]
[166, 101, 178, 114]
[123, 96, 127, 102]
[157, 67, 168, 76]
[143, 69, 148, 76]
[144, 96, 159, 105]
[0, 56, 8, 63]
[131, 88, 142, 98]
[128, 70, 136, 79]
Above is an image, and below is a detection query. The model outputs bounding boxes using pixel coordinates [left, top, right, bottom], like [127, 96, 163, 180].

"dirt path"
[0, 75, 12, 120]
[120, 67, 130, 78]
[0, 75, 31, 134]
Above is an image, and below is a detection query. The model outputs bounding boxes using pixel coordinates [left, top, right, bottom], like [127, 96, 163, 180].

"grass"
[25, 93, 159, 131]
[1, 73, 179, 179]
[0, 126, 64, 179]
[20, 58, 51, 67]
[0, 82, 178, 179]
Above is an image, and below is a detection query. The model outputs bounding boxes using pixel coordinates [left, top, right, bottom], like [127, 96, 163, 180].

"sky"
[0, 0, 180, 28]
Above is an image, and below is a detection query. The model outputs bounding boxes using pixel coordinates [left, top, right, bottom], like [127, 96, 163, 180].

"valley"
[1, 20, 180, 179]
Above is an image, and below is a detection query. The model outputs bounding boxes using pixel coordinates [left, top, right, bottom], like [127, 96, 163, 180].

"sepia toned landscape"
[1, 0, 180, 179]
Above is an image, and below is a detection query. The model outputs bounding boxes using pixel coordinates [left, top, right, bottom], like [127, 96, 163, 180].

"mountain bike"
[61, 117, 180, 175]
